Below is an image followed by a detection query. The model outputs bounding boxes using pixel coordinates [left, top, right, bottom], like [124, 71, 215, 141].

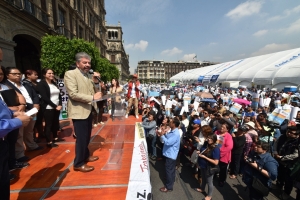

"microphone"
[89, 69, 101, 82]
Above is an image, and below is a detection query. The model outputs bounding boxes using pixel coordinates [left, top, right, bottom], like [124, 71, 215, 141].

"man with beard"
[64, 52, 102, 172]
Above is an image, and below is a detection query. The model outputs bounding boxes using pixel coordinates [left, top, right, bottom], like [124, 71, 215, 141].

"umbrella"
[195, 92, 214, 99]
[148, 91, 160, 97]
[200, 98, 217, 103]
[160, 90, 174, 95]
[233, 98, 251, 105]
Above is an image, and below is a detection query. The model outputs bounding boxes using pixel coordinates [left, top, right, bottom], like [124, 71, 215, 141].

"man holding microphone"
[64, 52, 102, 173]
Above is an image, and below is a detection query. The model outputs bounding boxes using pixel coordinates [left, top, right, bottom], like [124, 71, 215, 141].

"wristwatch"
[257, 165, 262, 171]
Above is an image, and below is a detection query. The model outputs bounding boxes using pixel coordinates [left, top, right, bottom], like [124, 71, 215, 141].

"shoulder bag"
[252, 176, 269, 197]
[0, 89, 20, 106]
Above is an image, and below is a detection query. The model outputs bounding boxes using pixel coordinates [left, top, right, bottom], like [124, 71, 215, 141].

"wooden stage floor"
[10, 115, 140, 200]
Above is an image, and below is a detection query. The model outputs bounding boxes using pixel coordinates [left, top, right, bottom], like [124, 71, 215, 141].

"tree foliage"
[40, 35, 119, 82]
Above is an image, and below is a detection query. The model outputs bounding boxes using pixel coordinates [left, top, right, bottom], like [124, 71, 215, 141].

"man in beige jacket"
[64, 52, 102, 172]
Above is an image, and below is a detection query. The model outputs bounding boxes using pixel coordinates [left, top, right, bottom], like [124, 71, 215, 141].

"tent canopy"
[170, 48, 300, 89]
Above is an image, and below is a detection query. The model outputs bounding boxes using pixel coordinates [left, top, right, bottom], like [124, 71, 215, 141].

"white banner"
[126, 123, 152, 200]
[57, 79, 69, 104]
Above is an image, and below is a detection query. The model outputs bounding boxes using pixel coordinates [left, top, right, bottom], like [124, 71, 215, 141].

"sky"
[105, 0, 300, 74]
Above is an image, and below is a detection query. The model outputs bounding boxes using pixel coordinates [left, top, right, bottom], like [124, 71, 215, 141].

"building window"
[24, 0, 35, 15]
[111, 55, 115, 62]
[58, 7, 65, 35]
[78, 26, 83, 38]
[108, 30, 118, 39]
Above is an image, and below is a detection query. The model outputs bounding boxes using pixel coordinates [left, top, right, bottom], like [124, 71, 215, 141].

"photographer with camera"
[273, 125, 300, 200]
[141, 111, 157, 160]
[242, 141, 278, 200]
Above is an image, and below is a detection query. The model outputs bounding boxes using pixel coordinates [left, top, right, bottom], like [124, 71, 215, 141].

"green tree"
[40, 35, 119, 82]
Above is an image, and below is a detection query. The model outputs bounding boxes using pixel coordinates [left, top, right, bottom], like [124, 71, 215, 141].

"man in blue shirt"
[0, 98, 31, 200]
[243, 141, 278, 200]
[157, 117, 180, 192]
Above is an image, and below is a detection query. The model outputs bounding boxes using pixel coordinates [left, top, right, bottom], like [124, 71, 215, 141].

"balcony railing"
[57, 27, 76, 39]
[5, 0, 50, 26]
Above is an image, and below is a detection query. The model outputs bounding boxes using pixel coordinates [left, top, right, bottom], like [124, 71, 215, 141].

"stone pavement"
[150, 154, 297, 200]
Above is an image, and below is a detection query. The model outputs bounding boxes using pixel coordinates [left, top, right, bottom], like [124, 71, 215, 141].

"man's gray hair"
[75, 52, 91, 62]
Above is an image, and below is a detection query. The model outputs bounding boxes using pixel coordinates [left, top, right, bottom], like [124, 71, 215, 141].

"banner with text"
[126, 123, 152, 200]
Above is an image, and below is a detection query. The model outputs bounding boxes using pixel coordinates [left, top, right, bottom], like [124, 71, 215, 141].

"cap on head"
[132, 74, 138, 78]
[245, 121, 255, 129]
[193, 119, 201, 125]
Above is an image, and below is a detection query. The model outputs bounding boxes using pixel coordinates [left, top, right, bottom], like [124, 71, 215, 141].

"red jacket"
[127, 80, 140, 99]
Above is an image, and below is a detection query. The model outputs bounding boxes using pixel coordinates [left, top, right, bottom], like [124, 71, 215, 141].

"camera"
[246, 157, 254, 163]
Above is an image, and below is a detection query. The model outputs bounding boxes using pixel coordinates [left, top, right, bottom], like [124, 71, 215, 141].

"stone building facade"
[137, 60, 214, 83]
[105, 22, 130, 83]
[0, 0, 106, 74]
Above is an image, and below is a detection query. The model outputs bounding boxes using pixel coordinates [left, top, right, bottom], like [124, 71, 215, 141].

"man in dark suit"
[64, 52, 102, 172]
[0, 97, 31, 200]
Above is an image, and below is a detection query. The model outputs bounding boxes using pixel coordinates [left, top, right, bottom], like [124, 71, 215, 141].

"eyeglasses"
[9, 73, 22, 76]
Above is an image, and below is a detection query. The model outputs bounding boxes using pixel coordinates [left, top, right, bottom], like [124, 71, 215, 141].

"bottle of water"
[62, 104, 68, 119]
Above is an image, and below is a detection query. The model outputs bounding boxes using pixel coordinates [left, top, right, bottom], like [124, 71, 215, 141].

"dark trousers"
[249, 186, 264, 200]
[165, 157, 176, 190]
[111, 101, 122, 117]
[219, 161, 229, 182]
[43, 109, 60, 143]
[230, 153, 242, 176]
[0, 140, 10, 200]
[6, 129, 18, 169]
[98, 100, 105, 122]
[277, 163, 294, 195]
[34, 107, 44, 138]
[72, 112, 93, 167]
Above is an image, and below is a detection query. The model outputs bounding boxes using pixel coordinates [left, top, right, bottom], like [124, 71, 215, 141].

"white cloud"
[182, 53, 197, 61]
[251, 43, 291, 56]
[285, 18, 300, 34]
[253, 29, 268, 37]
[125, 40, 148, 52]
[226, 1, 263, 20]
[209, 42, 217, 46]
[161, 47, 182, 56]
[267, 5, 300, 22]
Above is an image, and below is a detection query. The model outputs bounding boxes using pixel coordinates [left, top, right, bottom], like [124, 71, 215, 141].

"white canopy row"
[170, 48, 300, 90]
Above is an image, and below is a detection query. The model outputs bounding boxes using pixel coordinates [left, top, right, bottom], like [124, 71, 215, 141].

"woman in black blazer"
[37, 68, 64, 148]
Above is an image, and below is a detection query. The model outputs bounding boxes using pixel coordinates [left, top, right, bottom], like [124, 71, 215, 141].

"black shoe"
[30, 146, 44, 151]
[47, 143, 58, 148]
[14, 162, 30, 169]
[10, 173, 16, 181]
[16, 156, 29, 162]
[53, 138, 65, 143]
[34, 138, 42, 143]
[152, 155, 157, 160]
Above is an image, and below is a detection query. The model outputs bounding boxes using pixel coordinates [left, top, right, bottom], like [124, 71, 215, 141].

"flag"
[193, 55, 197, 59]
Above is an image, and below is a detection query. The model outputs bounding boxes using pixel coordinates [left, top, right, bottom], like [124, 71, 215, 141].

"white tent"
[170, 48, 300, 90]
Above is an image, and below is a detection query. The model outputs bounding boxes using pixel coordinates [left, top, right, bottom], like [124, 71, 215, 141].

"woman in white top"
[37, 68, 63, 148]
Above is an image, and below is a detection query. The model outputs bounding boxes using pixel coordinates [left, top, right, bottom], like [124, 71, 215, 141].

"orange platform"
[10, 115, 140, 200]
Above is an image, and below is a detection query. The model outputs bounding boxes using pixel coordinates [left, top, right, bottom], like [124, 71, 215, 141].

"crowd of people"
[136, 84, 300, 200]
